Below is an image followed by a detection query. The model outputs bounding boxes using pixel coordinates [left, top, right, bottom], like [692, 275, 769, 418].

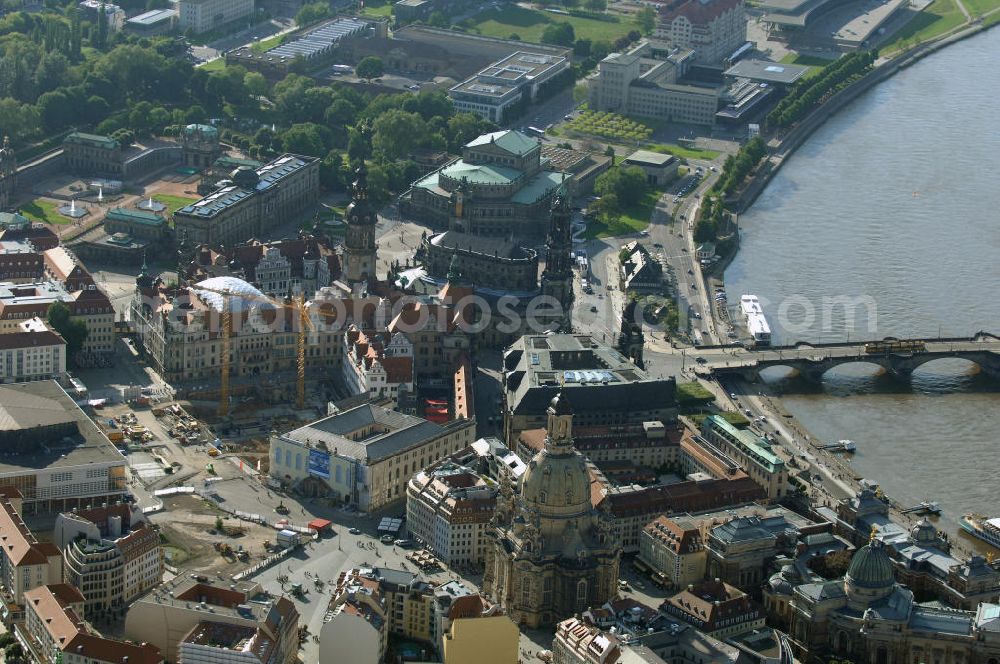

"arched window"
[295, 454, 302, 470]
[284, 450, 291, 467]
[539, 491, 547, 504]
[335, 466, 343, 483]
[576, 579, 588, 609]
[274, 447, 281, 464]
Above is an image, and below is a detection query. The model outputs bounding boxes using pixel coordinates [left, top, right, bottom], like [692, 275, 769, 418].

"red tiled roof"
[660, 0, 742, 25]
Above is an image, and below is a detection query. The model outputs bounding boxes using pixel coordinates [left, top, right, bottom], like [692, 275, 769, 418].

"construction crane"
[219, 295, 232, 417]
[185, 282, 312, 417]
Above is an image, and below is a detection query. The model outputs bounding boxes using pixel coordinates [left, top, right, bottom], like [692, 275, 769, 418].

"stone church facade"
[482, 393, 620, 628]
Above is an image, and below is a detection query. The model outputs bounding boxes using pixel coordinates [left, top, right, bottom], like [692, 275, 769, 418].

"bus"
[526, 126, 546, 137]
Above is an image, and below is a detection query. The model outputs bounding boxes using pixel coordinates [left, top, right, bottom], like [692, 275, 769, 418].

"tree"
[541, 22, 575, 46]
[372, 109, 427, 161]
[356, 56, 384, 83]
[573, 38, 592, 57]
[295, 1, 330, 26]
[215, 516, 223, 531]
[635, 7, 656, 36]
[244, 71, 267, 98]
[281, 123, 330, 157]
[593, 193, 620, 225]
[585, 0, 607, 10]
[595, 165, 648, 202]
[47, 302, 88, 355]
[428, 10, 448, 27]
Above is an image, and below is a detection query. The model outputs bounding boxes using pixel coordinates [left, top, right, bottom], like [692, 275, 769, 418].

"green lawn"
[250, 33, 287, 53]
[882, 0, 967, 53]
[198, 58, 228, 71]
[649, 143, 722, 161]
[585, 189, 657, 238]
[676, 380, 716, 405]
[360, 0, 394, 18]
[779, 52, 834, 80]
[468, 6, 635, 44]
[153, 194, 199, 214]
[963, 0, 1000, 15]
[21, 199, 70, 225]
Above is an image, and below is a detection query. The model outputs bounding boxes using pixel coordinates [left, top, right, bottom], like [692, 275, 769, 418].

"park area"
[467, 6, 636, 43]
[20, 198, 69, 225]
[565, 110, 654, 143]
[880, 0, 967, 52]
[584, 189, 656, 238]
[152, 193, 198, 214]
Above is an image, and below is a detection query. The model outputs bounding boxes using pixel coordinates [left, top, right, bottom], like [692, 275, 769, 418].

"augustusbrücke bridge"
[691, 333, 1000, 382]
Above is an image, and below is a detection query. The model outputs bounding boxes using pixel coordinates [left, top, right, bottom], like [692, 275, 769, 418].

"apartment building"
[661, 579, 764, 639]
[342, 326, 414, 405]
[0, 280, 115, 354]
[60, 505, 163, 619]
[123, 578, 299, 664]
[0, 239, 43, 283]
[406, 462, 496, 565]
[637, 516, 707, 590]
[0, 317, 66, 384]
[20, 585, 163, 664]
[0, 493, 63, 622]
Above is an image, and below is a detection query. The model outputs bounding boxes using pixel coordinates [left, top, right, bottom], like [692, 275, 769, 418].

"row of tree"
[766, 50, 877, 129]
[710, 136, 766, 198]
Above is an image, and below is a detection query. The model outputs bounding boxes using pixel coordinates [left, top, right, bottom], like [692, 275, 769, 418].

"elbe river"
[724, 28, 1000, 544]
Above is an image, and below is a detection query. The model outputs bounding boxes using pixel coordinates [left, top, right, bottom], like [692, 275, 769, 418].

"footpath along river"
[724, 27, 1000, 547]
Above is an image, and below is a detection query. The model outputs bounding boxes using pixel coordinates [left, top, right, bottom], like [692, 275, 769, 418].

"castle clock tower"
[343, 163, 378, 285]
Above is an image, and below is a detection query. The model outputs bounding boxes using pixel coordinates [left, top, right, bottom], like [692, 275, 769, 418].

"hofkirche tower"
[482, 392, 620, 628]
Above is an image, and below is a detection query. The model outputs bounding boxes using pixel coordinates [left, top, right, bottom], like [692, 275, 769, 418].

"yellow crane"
[184, 283, 311, 417]
[295, 292, 306, 410]
[219, 295, 232, 417]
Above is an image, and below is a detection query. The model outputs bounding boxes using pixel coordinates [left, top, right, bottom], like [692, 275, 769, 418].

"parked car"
[380, 534, 394, 544]
[349, 527, 361, 535]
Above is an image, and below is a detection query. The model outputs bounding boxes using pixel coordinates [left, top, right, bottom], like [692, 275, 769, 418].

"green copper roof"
[440, 160, 521, 186]
[511, 170, 566, 205]
[106, 207, 165, 226]
[65, 132, 118, 149]
[466, 130, 539, 157]
[703, 414, 785, 471]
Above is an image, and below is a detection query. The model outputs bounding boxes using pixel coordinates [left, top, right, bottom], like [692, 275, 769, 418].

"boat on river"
[960, 513, 1000, 549]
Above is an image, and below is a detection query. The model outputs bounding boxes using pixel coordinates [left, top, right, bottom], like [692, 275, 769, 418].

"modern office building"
[177, 0, 254, 34]
[405, 130, 569, 237]
[502, 333, 677, 444]
[270, 403, 476, 511]
[588, 41, 723, 126]
[449, 51, 570, 123]
[173, 154, 319, 248]
[0, 381, 128, 515]
[59, 504, 163, 619]
[654, 0, 747, 66]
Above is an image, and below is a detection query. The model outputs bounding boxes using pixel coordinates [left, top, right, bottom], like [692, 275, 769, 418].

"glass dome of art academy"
[191, 276, 267, 312]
